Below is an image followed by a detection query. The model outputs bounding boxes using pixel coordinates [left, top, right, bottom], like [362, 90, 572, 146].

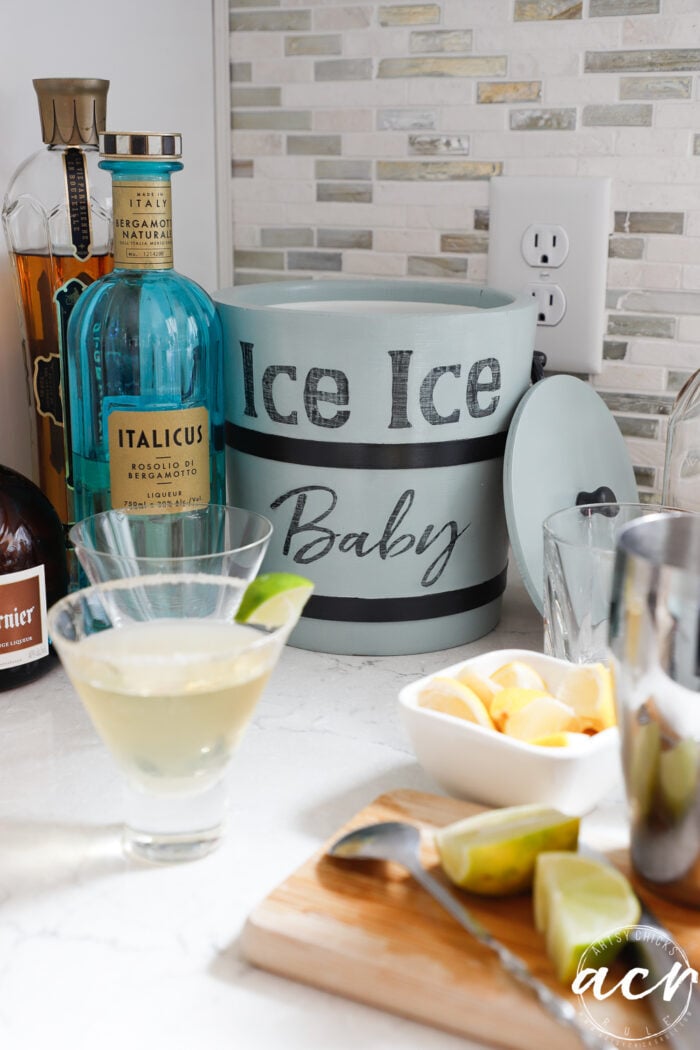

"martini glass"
[48, 573, 296, 863]
[69, 504, 272, 584]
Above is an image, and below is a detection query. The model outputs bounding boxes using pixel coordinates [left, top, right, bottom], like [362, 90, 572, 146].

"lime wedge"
[235, 572, 314, 629]
[629, 720, 661, 819]
[434, 804, 580, 896]
[659, 738, 698, 821]
[534, 852, 641, 983]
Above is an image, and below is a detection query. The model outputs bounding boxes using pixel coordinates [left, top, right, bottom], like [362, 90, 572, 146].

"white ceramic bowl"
[398, 648, 621, 815]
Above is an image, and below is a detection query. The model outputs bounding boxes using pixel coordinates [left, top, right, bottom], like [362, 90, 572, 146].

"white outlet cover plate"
[487, 176, 611, 375]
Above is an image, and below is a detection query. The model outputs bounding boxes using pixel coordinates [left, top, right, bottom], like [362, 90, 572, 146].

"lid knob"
[576, 486, 619, 516]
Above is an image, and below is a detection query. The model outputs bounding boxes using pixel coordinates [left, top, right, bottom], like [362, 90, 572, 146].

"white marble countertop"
[0, 568, 627, 1050]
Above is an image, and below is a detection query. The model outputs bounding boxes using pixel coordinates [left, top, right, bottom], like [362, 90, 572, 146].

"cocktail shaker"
[609, 510, 700, 907]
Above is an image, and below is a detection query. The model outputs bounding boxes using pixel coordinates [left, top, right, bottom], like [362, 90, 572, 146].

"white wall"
[0, 0, 227, 477]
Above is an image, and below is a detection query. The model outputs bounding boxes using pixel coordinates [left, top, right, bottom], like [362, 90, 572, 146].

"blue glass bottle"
[66, 132, 224, 521]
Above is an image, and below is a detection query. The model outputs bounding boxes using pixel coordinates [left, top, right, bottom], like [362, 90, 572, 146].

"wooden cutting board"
[242, 789, 700, 1049]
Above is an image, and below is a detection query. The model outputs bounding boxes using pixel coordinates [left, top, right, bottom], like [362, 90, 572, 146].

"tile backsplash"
[229, 0, 700, 502]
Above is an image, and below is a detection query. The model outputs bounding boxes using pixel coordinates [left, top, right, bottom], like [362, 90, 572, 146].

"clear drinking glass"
[543, 502, 674, 664]
[48, 573, 296, 863]
[69, 504, 272, 584]
[662, 368, 700, 512]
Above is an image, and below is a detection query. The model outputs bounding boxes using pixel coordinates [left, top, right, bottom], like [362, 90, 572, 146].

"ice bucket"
[214, 279, 536, 655]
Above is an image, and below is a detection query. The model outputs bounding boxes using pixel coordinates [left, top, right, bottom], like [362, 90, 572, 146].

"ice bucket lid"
[504, 374, 638, 614]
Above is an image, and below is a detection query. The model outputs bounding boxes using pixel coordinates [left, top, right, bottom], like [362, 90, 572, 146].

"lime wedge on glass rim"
[434, 804, 580, 896]
[235, 572, 314, 629]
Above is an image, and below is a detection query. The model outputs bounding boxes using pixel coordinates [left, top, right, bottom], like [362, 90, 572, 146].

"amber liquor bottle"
[2, 78, 113, 525]
[0, 464, 68, 690]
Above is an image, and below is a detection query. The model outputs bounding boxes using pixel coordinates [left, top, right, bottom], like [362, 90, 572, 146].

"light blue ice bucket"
[214, 279, 536, 655]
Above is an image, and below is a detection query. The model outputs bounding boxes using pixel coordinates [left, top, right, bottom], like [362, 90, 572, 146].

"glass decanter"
[3, 78, 113, 525]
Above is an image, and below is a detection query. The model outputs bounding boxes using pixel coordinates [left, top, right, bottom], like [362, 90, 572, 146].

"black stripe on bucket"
[301, 567, 508, 623]
[226, 423, 507, 470]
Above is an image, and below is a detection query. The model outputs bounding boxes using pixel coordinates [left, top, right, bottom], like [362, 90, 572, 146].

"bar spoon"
[329, 820, 612, 1050]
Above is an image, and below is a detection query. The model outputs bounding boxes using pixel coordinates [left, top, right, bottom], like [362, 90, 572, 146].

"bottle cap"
[33, 78, 109, 147]
[99, 133, 182, 159]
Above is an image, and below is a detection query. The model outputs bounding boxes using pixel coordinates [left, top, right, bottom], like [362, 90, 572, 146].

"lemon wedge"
[491, 659, 548, 692]
[235, 572, 314, 628]
[435, 804, 580, 896]
[455, 666, 502, 712]
[534, 852, 641, 983]
[489, 687, 552, 732]
[504, 696, 578, 742]
[418, 677, 495, 729]
[556, 663, 616, 732]
[531, 731, 592, 748]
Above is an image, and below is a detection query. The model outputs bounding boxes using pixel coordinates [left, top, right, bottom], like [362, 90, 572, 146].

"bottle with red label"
[0, 463, 68, 690]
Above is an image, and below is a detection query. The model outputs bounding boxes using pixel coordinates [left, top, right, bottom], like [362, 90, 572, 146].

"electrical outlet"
[487, 176, 611, 374]
[529, 283, 566, 326]
[521, 224, 569, 268]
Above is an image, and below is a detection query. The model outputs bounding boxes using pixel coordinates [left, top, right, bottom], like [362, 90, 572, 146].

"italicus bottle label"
[112, 180, 173, 269]
[0, 565, 49, 668]
[108, 406, 211, 513]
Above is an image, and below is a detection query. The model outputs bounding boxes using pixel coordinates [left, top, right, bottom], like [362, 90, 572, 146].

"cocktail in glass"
[48, 573, 296, 863]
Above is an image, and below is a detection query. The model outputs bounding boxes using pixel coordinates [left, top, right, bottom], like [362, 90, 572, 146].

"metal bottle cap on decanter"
[33, 78, 109, 147]
[99, 132, 182, 160]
